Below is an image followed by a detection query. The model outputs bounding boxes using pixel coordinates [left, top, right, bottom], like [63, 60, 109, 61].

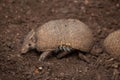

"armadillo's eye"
[28, 43, 31, 46]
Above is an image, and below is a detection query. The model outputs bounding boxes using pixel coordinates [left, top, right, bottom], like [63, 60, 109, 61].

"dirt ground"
[0, 0, 120, 80]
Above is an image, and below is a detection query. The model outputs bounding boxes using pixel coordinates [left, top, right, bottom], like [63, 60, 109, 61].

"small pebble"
[38, 66, 43, 70]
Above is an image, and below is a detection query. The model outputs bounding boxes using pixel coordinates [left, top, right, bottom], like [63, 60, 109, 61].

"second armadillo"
[104, 30, 120, 56]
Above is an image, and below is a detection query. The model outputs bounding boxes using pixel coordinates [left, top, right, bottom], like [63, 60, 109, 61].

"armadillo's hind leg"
[56, 45, 72, 59]
[57, 52, 70, 59]
[39, 51, 53, 61]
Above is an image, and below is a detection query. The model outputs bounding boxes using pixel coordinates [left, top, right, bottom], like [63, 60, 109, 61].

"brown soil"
[0, 0, 120, 80]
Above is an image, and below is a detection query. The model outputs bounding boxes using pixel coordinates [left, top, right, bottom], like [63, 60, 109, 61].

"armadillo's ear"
[27, 29, 35, 39]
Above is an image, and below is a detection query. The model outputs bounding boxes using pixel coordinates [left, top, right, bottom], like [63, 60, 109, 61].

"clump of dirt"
[0, 0, 120, 80]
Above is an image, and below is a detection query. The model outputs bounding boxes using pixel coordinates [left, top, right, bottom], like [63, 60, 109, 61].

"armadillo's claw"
[57, 45, 72, 52]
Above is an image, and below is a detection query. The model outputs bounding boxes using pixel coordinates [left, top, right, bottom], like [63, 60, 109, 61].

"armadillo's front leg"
[78, 53, 90, 63]
[39, 51, 52, 61]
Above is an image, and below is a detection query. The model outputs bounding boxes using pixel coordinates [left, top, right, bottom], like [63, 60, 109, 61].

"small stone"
[74, 0, 78, 3]
[38, 66, 43, 70]
[116, 4, 119, 7]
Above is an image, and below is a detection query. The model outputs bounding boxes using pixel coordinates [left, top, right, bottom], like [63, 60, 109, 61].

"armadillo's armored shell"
[104, 30, 120, 56]
[36, 19, 94, 52]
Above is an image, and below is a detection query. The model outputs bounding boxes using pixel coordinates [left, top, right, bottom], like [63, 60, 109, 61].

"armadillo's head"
[21, 29, 36, 54]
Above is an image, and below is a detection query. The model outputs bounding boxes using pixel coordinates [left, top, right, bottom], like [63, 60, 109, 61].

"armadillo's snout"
[21, 47, 29, 54]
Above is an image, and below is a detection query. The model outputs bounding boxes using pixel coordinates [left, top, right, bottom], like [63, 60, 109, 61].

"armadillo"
[21, 19, 94, 61]
[104, 30, 120, 56]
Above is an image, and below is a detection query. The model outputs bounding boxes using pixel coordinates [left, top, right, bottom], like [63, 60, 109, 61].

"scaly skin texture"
[104, 30, 120, 56]
[36, 19, 94, 52]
